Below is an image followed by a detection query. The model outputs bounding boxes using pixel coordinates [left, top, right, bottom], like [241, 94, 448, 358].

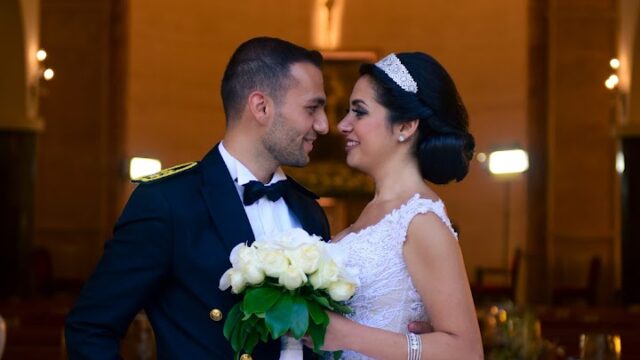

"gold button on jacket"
[209, 308, 223, 321]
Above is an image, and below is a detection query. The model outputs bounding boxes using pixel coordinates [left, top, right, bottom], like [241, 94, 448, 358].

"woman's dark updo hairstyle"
[360, 52, 475, 184]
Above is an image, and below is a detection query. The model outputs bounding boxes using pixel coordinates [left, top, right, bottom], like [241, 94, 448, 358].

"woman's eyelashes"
[350, 108, 367, 118]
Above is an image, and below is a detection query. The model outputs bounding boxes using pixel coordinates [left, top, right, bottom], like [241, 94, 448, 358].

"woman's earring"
[398, 134, 406, 142]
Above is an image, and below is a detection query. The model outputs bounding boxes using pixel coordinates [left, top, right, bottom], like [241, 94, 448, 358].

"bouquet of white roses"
[219, 228, 359, 360]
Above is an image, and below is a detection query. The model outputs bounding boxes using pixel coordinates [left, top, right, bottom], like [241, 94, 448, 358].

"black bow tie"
[242, 180, 289, 206]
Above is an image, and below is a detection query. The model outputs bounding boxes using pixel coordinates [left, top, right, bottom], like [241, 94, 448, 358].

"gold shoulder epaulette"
[131, 161, 199, 183]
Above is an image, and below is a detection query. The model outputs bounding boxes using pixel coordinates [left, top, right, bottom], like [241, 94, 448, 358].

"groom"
[65, 37, 331, 359]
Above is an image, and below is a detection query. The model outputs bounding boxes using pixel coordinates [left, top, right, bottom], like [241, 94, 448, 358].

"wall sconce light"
[488, 149, 529, 175]
[129, 157, 162, 180]
[616, 150, 625, 175]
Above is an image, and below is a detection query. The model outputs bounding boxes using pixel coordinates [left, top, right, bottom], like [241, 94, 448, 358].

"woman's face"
[337, 76, 397, 173]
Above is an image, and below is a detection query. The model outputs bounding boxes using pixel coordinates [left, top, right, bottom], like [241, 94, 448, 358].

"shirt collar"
[218, 141, 287, 186]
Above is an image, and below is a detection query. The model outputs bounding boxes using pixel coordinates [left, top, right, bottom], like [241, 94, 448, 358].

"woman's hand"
[408, 320, 434, 334]
[302, 312, 352, 352]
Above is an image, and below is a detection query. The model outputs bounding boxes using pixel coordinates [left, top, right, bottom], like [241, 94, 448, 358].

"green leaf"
[307, 300, 329, 325]
[224, 303, 243, 340]
[333, 350, 343, 360]
[265, 295, 293, 338]
[311, 294, 333, 310]
[244, 330, 259, 354]
[307, 321, 327, 353]
[243, 286, 283, 314]
[290, 296, 309, 339]
[328, 300, 352, 315]
[231, 318, 243, 353]
[238, 320, 250, 354]
[256, 319, 270, 343]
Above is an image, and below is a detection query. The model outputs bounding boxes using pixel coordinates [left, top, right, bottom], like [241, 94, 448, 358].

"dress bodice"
[333, 194, 457, 359]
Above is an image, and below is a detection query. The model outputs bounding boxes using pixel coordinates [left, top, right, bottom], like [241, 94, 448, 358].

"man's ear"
[247, 91, 272, 125]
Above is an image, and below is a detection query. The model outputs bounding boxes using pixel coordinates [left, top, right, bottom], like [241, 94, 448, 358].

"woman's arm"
[320, 212, 483, 359]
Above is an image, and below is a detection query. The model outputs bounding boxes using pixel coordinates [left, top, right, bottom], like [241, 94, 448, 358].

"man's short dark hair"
[221, 37, 323, 122]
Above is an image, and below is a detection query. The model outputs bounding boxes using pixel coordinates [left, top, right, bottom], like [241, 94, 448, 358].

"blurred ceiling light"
[476, 152, 487, 163]
[488, 149, 529, 175]
[130, 157, 162, 180]
[616, 151, 625, 174]
[43, 68, 55, 80]
[36, 49, 47, 62]
[610, 58, 620, 70]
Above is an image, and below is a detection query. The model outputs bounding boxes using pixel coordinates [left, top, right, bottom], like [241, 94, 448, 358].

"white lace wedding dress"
[334, 194, 457, 360]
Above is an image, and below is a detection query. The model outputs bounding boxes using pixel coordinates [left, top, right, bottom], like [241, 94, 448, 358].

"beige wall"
[125, 0, 530, 277]
[0, 0, 27, 129]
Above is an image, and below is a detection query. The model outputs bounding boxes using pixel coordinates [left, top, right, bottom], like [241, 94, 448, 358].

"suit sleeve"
[65, 184, 173, 359]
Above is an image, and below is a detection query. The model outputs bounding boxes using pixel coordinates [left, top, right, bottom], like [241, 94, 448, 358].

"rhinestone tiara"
[374, 53, 418, 93]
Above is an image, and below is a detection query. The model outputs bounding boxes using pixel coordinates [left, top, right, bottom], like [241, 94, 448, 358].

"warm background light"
[616, 151, 625, 174]
[43, 68, 54, 80]
[36, 49, 47, 61]
[129, 157, 162, 180]
[610, 58, 620, 69]
[488, 149, 529, 175]
[605, 74, 619, 90]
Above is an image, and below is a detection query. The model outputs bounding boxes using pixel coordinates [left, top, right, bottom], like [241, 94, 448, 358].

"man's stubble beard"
[263, 111, 310, 168]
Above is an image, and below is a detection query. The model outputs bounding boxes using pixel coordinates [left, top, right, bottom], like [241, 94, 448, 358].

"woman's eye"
[352, 109, 366, 117]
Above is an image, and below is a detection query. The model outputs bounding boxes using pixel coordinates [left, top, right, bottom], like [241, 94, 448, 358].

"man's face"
[263, 62, 328, 167]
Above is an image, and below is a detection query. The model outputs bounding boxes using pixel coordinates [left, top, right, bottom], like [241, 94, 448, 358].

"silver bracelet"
[406, 333, 422, 360]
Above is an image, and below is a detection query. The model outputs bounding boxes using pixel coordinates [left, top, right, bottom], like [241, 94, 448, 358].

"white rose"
[309, 260, 339, 290]
[257, 228, 318, 250]
[257, 248, 289, 278]
[220, 269, 247, 294]
[286, 244, 322, 274]
[278, 265, 308, 290]
[241, 263, 265, 285]
[219, 268, 233, 291]
[229, 243, 259, 268]
[327, 279, 356, 301]
[323, 243, 348, 267]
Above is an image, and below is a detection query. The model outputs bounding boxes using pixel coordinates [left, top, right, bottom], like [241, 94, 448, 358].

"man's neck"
[222, 137, 278, 183]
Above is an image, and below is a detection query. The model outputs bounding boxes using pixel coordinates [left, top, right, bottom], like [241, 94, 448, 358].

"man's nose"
[314, 110, 329, 135]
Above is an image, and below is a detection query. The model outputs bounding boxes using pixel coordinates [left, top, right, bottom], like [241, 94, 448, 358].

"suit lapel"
[283, 186, 325, 239]
[200, 145, 255, 251]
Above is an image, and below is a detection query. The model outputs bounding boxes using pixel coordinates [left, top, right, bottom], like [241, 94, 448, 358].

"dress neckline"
[332, 193, 442, 243]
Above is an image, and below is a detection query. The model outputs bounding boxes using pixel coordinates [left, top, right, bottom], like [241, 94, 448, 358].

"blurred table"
[537, 306, 640, 360]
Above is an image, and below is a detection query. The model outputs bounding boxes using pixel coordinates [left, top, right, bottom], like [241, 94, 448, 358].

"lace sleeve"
[395, 194, 458, 241]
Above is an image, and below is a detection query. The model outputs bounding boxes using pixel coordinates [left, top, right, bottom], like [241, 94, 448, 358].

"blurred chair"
[552, 256, 602, 306]
[471, 249, 522, 304]
[0, 314, 5, 359]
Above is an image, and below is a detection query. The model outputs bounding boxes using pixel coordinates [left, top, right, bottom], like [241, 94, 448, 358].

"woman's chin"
[345, 156, 362, 171]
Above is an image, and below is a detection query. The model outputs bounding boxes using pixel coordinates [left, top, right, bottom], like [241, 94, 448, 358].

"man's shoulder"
[131, 162, 200, 185]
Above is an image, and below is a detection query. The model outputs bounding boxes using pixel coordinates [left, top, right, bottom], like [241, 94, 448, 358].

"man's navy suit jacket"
[65, 145, 331, 359]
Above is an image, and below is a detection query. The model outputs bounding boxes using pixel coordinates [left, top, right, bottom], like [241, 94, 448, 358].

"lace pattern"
[334, 194, 457, 359]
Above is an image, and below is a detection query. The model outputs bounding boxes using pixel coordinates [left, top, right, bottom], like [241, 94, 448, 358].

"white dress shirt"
[218, 143, 303, 360]
[218, 142, 301, 238]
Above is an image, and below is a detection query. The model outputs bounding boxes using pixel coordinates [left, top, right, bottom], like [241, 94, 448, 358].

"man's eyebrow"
[308, 97, 326, 106]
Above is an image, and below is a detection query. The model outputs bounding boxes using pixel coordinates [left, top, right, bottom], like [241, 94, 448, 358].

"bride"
[307, 52, 483, 359]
